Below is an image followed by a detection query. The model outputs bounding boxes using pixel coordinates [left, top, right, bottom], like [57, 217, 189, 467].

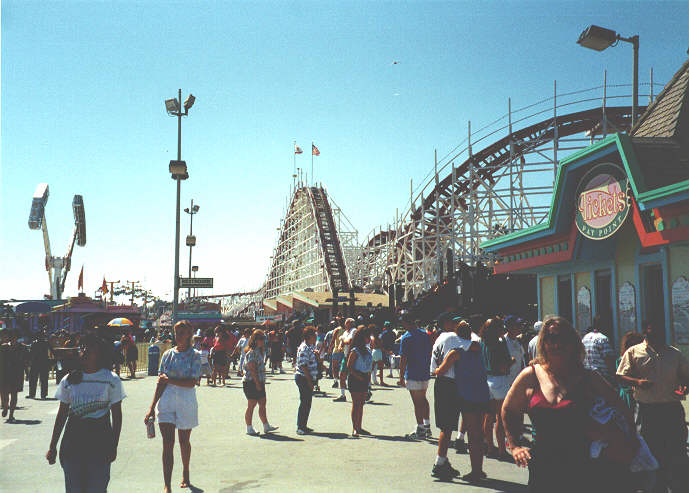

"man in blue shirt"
[397, 310, 432, 439]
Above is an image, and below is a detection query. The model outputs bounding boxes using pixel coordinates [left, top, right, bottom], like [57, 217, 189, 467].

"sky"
[2, 1, 688, 303]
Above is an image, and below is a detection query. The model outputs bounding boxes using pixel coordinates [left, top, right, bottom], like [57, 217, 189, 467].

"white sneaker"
[246, 427, 259, 436]
[263, 424, 279, 434]
[296, 428, 305, 435]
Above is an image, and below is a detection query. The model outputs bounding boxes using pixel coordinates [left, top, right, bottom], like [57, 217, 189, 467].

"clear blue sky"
[2, 1, 688, 301]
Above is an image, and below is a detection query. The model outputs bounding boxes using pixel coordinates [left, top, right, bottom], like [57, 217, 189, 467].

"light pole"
[184, 200, 200, 300]
[577, 25, 639, 127]
[192, 265, 199, 298]
[166, 89, 196, 325]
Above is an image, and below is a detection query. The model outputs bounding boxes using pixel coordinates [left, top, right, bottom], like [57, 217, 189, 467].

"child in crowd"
[370, 332, 385, 386]
[193, 333, 212, 386]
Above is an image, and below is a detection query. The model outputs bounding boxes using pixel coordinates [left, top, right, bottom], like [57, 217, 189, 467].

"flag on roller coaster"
[101, 277, 108, 294]
[294, 144, 303, 154]
[78, 265, 84, 292]
[312, 143, 320, 156]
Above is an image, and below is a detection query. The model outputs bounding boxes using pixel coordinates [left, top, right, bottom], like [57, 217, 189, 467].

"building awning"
[15, 301, 54, 314]
[263, 299, 278, 312]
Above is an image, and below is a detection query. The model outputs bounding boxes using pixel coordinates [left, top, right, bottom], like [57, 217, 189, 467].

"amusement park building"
[482, 58, 689, 358]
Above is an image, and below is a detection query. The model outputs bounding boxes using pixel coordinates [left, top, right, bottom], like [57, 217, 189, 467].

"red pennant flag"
[312, 144, 320, 156]
[102, 277, 109, 294]
[294, 144, 303, 154]
[78, 265, 84, 291]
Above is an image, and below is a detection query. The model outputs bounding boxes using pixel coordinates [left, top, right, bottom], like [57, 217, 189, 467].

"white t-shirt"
[528, 335, 539, 362]
[237, 338, 248, 359]
[341, 328, 357, 357]
[504, 334, 526, 382]
[55, 369, 125, 419]
[430, 332, 473, 380]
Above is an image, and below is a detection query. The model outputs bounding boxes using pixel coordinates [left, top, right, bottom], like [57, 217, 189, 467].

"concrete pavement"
[1, 368, 530, 492]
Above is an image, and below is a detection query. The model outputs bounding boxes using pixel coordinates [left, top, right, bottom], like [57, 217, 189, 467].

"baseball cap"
[533, 320, 544, 332]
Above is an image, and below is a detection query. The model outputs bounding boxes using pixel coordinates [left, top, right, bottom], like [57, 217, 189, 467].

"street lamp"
[192, 265, 199, 298]
[184, 200, 200, 300]
[577, 25, 639, 127]
[166, 88, 195, 326]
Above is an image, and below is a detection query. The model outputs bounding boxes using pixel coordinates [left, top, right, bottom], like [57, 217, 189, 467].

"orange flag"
[102, 277, 109, 294]
[312, 143, 320, 156]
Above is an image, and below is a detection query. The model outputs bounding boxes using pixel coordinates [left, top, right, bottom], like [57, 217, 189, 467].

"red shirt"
[224, 333, 238, 353]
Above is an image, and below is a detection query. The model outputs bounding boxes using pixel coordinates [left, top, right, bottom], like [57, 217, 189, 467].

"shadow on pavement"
[188, 484, 204, 493]
[370, 434, 419, 443]
[308, 431, 349, 440]
[6, 419, 41, 425]
[458, 477, 527, 492]
[364, 401, 391, 406]
[219, 480, 259, 492]
[260, 434, 303, 442]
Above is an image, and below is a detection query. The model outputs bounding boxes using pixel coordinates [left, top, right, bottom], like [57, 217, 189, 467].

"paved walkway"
[1, 368, 530, 492]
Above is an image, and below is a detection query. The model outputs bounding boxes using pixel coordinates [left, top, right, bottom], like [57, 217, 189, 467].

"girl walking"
[242, 330, 278, 436]
[46, 334, 124, 492]
[347, 328, 373, 437]
[144, 321, 201, 492]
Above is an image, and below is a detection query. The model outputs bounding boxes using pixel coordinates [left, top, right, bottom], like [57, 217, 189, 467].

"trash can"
[148, 345, 161, 376]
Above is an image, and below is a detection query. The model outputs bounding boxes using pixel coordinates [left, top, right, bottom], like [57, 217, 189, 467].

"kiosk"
[482, 59, 689, 359]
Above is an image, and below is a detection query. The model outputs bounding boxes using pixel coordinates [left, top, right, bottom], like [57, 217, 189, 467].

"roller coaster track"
[264, 185, 355, 301]
[351, 81, 658, 300]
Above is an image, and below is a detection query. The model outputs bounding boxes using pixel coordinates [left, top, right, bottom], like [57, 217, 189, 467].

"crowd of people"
[1, 305, 687, 492]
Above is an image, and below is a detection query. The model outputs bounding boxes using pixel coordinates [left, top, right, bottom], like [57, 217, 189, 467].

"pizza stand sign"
[575, 163, 630, 240]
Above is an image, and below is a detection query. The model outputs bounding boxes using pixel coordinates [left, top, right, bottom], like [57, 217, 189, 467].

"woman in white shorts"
[145, 321, 201, 493]
[479, 318, 514, 460]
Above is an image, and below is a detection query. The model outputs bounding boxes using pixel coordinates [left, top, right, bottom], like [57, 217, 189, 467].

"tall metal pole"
[173, 88, 182, 326]
[631, 35, 639, 128]
[187, 198, 195, 300]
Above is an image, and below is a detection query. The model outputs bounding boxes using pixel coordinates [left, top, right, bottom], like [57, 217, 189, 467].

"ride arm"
[41, 217, 53, 289]
[59, 227, 78, 294]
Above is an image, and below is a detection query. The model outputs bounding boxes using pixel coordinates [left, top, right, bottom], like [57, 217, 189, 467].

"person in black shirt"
[380, 321, 396, 378]
[28, 331, 52, 399]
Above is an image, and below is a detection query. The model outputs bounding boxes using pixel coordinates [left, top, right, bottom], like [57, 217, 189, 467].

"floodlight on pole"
[165, 98, 180, 114]
[184, 94, 196, 111]
[577, 24, 639, 127]
[184, 198, 200, 300]
[165, 88, 196, 326]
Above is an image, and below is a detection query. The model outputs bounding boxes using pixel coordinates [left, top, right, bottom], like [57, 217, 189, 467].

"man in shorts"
[397, 310, 432, 438]
[328, 324, 345, 387]
[429, 312, 464, 479]
[333, 318, 356, 402]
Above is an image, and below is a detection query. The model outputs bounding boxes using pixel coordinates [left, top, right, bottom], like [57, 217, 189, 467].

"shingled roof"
[632, 57, 689, 139]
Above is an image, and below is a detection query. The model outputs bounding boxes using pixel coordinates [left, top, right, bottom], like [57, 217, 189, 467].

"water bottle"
[146, 417, 155, 439]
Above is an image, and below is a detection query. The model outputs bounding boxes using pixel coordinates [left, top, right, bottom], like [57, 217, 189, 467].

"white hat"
[194, 329, 202, 337]
[533, 321, 544, 331]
